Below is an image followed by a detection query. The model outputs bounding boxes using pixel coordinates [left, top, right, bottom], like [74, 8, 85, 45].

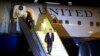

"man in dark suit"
[45, 28, 54, 55]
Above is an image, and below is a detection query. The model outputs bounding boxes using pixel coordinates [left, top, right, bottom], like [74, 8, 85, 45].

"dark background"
[0, 0, 100, 7]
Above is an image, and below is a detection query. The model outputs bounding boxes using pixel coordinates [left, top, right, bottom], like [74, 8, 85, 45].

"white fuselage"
[0, 2, 100, 37]
[24, 4, 100, 37]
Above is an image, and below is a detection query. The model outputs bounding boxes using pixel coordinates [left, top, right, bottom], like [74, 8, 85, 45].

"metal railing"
[19, 18, 47, 56]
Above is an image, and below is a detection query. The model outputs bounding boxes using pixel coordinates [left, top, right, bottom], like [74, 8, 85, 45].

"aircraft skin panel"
[0, 3, 11, 33]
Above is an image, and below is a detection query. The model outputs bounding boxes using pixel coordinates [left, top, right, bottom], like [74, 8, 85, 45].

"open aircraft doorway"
[40, 17, 54, 33]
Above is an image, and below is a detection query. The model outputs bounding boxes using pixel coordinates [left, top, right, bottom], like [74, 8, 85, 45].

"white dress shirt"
[49, 32, 52, 38]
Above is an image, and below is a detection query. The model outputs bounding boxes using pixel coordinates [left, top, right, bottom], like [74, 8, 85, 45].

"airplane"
[0, 2, 99, 38]
[0, 2, 100, 56]
[12, 3, 100, 56]
[13, 3, 100, 39]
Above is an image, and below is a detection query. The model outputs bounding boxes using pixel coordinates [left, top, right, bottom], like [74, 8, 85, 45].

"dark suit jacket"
[45, 32, 54, 44]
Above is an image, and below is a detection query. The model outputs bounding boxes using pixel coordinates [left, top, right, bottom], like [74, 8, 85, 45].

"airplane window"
[65, 20, 69, 24]
[77, 21, 81, 25]
[53, 19, 57, 23]
[90, 21, 93, 26]
[59, 20, 62, 24]
[96, 22, 99, 27]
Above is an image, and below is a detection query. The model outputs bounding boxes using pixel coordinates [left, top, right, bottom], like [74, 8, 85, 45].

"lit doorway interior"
[40, 17, 53, 33]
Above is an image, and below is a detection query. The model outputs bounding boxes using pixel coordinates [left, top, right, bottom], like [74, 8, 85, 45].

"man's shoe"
[47, 52, 49, 54]
[48, 53, 51, 55]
